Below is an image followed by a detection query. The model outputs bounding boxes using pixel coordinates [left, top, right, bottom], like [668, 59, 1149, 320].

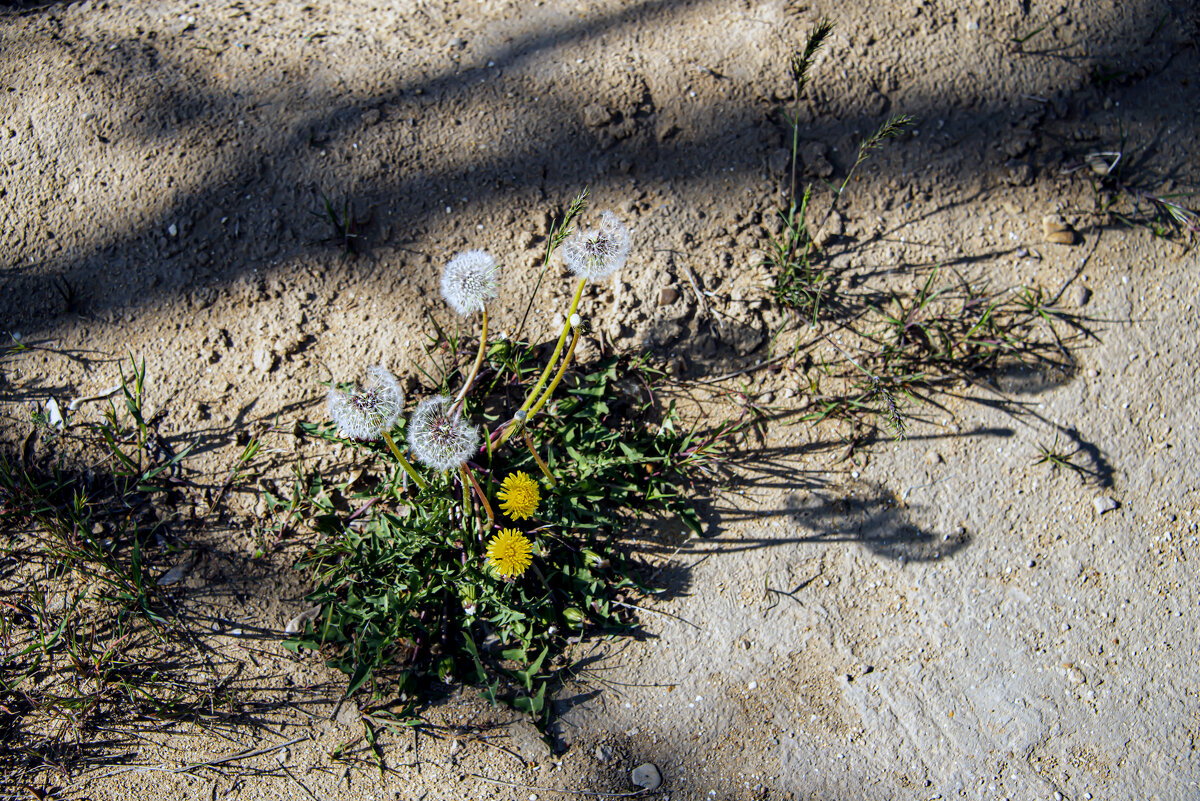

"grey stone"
[631, 763, 663, 790]
[510, 720, 553, 763]
[1092, 495, 1118, 515]
[1069, 284, 1092, 308]
[335, 700, 359, 727]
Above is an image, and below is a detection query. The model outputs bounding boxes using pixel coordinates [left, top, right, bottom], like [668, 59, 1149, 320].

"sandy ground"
[2, 0, 1199, 799]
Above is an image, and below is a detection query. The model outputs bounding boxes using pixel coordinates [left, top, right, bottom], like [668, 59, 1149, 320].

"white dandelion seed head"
[440, 250, 499, 316]
[327, 365, 404, 441]
[561, 211, 631, 281]
[407, 395, 479, 470]
[569, 313, 582, 329]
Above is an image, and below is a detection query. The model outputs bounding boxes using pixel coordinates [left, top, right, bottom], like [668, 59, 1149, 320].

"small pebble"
[1092, 495, 1118, 515]
[1042, 214, 1078, 245]
[1069, 284, 1091, 308]
[658, 286, 680, 306]
[631, 763, 663, 791]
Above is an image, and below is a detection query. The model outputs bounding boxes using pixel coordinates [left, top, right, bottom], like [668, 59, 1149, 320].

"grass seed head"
[561, 211, 630, 281]
[441, 250, 499, 316]
[407, 395, 479, 470]
[327, 365, 404, 440]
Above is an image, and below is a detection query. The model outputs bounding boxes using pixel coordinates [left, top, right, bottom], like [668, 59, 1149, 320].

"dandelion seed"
[561, 211, 630, 281]
[440, 250, 499, 316]
[497, 471, 540, 520]
[407, 395, 479, 470]
[327, 366, 403, 441]
[486, 528, 533, 578]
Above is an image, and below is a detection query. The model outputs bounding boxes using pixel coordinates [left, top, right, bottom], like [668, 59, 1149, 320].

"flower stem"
[381, 431, 428, 491]
[452, 307, 488, 410]
[523, 428, 557, 487]
[461, 465, 494, 529]
[460, 469, 471, 526]
[522, 279, 585, 409]
[528, 322, 581, 418]
[499, 278, 586, 447]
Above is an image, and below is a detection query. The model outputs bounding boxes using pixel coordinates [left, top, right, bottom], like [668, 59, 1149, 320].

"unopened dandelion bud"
[407, 395, 479, 470]
[569, 313, 581, 329]
[326, 365, 403, 441]
[440, 250, 499, 316]
[561, 211, 630, 281]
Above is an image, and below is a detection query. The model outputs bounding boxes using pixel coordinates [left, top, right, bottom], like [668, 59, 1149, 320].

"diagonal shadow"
[0, 0, 1195, 346]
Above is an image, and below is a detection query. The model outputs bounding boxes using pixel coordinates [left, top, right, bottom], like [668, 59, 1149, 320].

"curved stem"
[521, 280, 585, 411]
[452, 307, 488, 410]
[528, 323, 581, 419]
[499, 278, 587, 447]
[461, 465, 494, 530]
[522, 427, 557, 487]
[381, 432, 428, 491]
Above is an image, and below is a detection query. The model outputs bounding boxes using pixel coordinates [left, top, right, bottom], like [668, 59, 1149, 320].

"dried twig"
[73, 735, 310, 785]
[612, 600, 701, 630]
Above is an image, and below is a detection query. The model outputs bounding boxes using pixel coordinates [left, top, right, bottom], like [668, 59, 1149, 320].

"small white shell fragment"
[284, 605, 322, 634]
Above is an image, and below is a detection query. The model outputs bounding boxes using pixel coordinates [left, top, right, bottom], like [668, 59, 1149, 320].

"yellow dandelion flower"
[497, 471, 540, 521]
[486, 528, 533, 578]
